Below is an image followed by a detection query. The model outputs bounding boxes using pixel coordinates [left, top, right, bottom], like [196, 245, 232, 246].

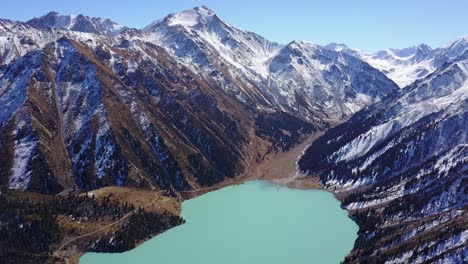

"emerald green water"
[80, 181, 358, 264]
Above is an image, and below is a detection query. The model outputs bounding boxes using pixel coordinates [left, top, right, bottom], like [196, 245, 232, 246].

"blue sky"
[1, 0, 467, 52]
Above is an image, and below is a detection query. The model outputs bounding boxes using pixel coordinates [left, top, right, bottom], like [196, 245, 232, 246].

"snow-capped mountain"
[0, 6, 401, 195]
[0, 33, 260, 194]
[141, 6, 285, 113]
[325, 37, 468, 87]
[26, 11, 125, 36]
[0, 17, 117, 66]
[0, 18, 45, 65]
[268, 41, 397, 121]
[299, 55, 468, 263]
[142, 6, 398, 123]
[143, 6, 281, 78]
[0, 7, 329, 195]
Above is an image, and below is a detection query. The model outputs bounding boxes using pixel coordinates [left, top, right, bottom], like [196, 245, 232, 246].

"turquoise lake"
[80, 181, 358, 264]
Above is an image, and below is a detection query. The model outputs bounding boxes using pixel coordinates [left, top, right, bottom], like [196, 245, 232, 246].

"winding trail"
[53, 190, 166, 258]
[179, 177, 238, 194]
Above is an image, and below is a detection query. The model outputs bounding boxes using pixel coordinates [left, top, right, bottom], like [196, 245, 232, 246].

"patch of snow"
[9, 119, 37, 191]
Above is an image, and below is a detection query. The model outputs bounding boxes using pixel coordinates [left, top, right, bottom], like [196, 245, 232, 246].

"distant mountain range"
[0, 6, 466, 264]
[26, 11, 126, 36]
[325, 37, 468, 87]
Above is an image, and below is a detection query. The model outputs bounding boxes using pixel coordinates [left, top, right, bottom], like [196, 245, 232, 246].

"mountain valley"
[0, 6, 466, 264]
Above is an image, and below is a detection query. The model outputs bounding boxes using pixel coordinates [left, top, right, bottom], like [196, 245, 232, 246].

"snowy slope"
[299, 57, 468, 263]
[143, 6, 282, 78]
[325, 37, 468, 88]
[26, 11, 125, 36]
[0, 33, 256, 194]
[0, 18, 119, 66]
[1, 7, 400, 124]
[268, 41, 398, 121]
[142, 6, 398, 123]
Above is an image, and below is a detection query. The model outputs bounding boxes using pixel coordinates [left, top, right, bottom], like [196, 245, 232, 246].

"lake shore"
[80, 180, 358, 264]
[179, 132, 324, 200]
[64, 133, 326, 263]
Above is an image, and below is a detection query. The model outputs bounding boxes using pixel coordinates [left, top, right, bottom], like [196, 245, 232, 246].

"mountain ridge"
[324, 36, 468, 87]
[26, 11, 126, 36]
[140, 7, 398, 123]
[298, 53, 468, 263]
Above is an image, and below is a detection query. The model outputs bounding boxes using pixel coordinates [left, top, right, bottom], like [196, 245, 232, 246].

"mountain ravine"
[1, 5, 467, 264]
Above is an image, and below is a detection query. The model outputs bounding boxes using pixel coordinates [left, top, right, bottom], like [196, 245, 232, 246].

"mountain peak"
[144, 6, 221, 32]
[286, 40, 320, 51]
[415, 43, 432, 50]
[27, 11, 74, 29]
[26, 12, 124, 36]
[324, 42, 351, 52]
[440, 35, 468, 53]
[196, 5, 215, 13]
[45, 11, 60, 16]
[442, 35, 468, 46]
[168, 6, 217, 27]
[170, 6, 215, 26]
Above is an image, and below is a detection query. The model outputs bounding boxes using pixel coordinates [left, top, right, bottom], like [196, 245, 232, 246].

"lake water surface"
[80, 180, 358, 264]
